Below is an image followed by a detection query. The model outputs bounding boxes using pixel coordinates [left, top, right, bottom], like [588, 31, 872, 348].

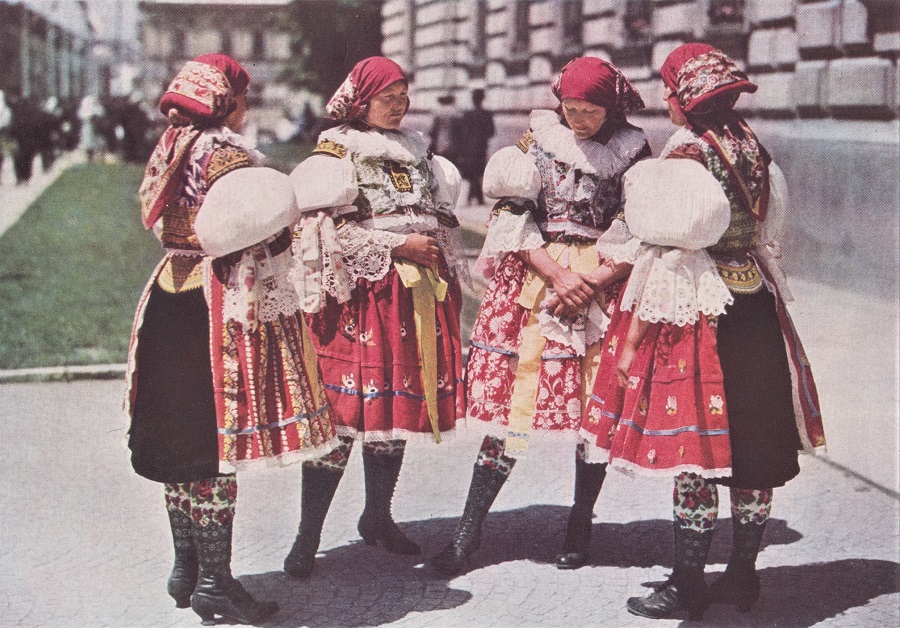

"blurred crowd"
[0, 89, 156, 186]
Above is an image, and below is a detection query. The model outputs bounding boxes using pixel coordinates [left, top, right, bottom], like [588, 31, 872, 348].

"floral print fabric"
[164, 476, 237, 528]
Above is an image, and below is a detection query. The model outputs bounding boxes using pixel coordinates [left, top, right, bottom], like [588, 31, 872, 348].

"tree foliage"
[279, 0, 384, 97]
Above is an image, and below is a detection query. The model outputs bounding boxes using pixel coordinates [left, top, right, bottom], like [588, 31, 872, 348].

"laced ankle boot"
[357, 451, 421, 555]
[166, 507, 198, 608]
[190, 519, 278, 626]
[431, 462, 514, 576]
[708, 517, 768, 611]
[284, 465, 344, 578]
[627, 523, 712, 621]
[556, 460, 607, 569]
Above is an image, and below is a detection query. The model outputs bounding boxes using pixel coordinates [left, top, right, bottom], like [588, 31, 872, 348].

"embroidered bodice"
[159, 127, 260, 255]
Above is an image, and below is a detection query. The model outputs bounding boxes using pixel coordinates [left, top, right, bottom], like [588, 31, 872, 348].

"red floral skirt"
[305, 266, 464, 441]
[582, 304, 733, 477]
[466, 254, 616, 436]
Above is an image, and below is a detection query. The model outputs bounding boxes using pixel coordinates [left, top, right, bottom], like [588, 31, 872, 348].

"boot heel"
[173, 594, 191, 609]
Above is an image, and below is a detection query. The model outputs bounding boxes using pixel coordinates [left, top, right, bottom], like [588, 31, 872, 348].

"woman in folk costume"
[126, 53, 337, 625]
[283, 56, 466, 578]
[431, 57, 651, 576]
[582, 44, 825, 620]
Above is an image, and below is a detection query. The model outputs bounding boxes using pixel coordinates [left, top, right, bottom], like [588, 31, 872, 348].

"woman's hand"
[391, 233, 440, 267]
[616, 342, 637, 388]
[549, 267, 594, 310]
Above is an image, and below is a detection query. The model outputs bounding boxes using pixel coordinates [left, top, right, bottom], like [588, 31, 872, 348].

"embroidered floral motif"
[709, 394, 725, 415]
[674, 472, 719, 531]
[312, 139, 349, 159]
[341, 373, 356, 389]
[205, 145, 253, 185]
[385, 160, 413, 192]
[666, 395, 678, 415]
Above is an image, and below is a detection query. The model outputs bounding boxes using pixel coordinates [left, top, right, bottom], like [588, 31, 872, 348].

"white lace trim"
[318, 125, 429, 163]
[193, 125, 263, 164]
[334, 424, 458, 444]
[221, 244, 303, 330]
[337, 219, 407, 283]
[610, 457, 733, 480]
[475, 210, 545, 279]
[596, 218, 642, 264]
[291, 213, 355, 313]
[536, 297, 609, 356]
[659, 127, 703, 159]
[620, 245, 734, 326]
[529, 109, 647, 178]
[436, 223, 473, 289]
[219, 434, 342, 473]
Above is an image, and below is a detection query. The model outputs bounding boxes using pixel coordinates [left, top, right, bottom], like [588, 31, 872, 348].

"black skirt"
[713, 288, 802, 489]
[128, 282, 220, 483]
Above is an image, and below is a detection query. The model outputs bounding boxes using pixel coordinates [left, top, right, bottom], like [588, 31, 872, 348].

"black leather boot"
[357, 451, 421, 555]
[190, 519, 278, 626]
[166, 507, 198, 608]
[626, 523, 712, 621]
[431, 462, 514, 576]
[556, 460, 607, 569]
[708, 517, 768, 611]
[284, 464, 344, 578]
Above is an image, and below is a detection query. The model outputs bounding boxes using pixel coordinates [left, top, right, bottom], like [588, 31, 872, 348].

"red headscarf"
[325, 56, 409, 122]
[661, 44, 770, 221]
[552, 57, 645, 118]
[140, 54, 251, 229]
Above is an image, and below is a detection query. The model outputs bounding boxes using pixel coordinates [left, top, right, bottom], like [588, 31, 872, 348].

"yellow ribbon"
[506, 242, 601, 456]
[394, 260, 448, 443]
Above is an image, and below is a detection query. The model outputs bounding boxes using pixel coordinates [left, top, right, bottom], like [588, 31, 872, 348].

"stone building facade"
[384, 0, 898, 121]
[137, 0, 294, 136]
[0, 0, 93, 102]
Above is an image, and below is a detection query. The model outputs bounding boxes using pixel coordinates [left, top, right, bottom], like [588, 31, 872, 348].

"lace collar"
[529, 109, 647, 177]
[319, 124, 429, 163]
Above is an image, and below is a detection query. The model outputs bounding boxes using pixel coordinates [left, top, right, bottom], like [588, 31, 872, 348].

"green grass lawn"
[0, 157, 486, 370]
[0, 162, 161, 369]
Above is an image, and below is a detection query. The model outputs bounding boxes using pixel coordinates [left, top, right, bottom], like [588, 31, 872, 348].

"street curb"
[0, 363, 127, 384]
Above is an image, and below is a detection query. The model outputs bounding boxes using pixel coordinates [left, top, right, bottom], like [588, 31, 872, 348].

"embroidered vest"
[349, 153, 438, 221]
[522, 130, 634, 239]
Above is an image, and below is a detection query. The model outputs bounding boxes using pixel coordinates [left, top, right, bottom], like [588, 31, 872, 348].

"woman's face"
[224, 90, 249, 131]
[664, 86, 687, 127]
[364, 80, 408, 130]
[561, 98, 607, 139]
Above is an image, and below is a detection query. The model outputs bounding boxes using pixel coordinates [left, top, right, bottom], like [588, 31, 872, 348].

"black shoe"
[430, 463, 512, 576]
[191, 577, 278, 626]
[555, 460, 606, 570]
[284, 465, 344, 578]
[358, 451, 421, 555]
[166, 508, 198, 608]
[626, 576, 707, 621]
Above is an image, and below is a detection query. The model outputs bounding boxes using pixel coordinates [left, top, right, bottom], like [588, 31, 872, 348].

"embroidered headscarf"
[325, 56, 408, 122]
[552, 57, 645, 119]
[661, 44, 770, 221]
[139, 54, 250, 229]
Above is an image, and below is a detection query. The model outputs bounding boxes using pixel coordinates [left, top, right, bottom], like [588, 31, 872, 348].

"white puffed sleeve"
[289, 154, 358, 215]
[475, 146, 545, 279]
[430, 155, 473, 287]
[623, 158, 730, 250]
[195, 167, 300, 257]
[755, 161, 793, 301]
[617, 158, 734, 325]
[482, 146, 542, 202]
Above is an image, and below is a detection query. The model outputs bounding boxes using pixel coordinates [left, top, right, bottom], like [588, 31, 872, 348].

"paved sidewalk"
[0, 379, 897, 627]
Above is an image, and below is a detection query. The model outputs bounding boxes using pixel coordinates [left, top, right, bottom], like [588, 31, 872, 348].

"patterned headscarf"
[325, 56, 408, 122]
[140, 54, 250, 229]
[661, 44, 770, 221]
[552, 57, 645, 118]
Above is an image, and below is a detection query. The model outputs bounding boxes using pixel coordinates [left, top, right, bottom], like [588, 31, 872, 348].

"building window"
[561, 0, 583, 50]
[252, 31, 265, 59]
[511, 1, 530, 55]
[471, 0, 487, 63]
[172, 29, 186, 58]
[221, 30, 232, 55]
[708, 0, 745, 26]
[623, 0, 652, 43]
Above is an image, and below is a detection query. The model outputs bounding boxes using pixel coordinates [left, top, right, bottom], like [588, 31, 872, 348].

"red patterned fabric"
[325, 56, 408, 122]
[582, 303, 733, 477]
[660, 44, 769, 221]
[305, 265, 464, 441]
[141, 54, 250, 229]
[466, 253, 621, 434]
[552, 56, 645, 116]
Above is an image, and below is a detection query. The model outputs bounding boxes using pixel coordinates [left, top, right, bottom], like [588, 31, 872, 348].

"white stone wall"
[390, 0, 897, 120]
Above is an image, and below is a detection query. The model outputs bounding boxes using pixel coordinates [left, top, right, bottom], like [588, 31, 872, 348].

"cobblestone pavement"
[0, 380, 897, 627]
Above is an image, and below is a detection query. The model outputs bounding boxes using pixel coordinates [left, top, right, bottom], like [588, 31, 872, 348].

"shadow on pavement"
[677, 559, 900, 627]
